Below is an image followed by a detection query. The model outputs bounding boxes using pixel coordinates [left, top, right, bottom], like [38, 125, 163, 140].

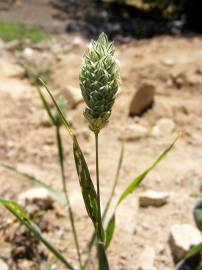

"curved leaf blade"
[0, 198, 75, 270]
[105, 214, 115, 249]
[73, 139, 99, 227]
[2, 164, 66, 205]
[37, 87, 56, 126]
[105, 136, 179, 249]
[117, 137, 179, 206]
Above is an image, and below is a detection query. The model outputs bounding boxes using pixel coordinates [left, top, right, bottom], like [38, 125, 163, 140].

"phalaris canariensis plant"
[0, 32, 179, 270]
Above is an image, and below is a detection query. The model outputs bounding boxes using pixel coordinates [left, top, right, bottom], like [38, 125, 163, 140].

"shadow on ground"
[0, 0, 175, 41]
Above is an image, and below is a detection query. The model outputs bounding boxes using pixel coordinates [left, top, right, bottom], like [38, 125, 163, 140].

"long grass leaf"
[117, 136, 179, 206]
[105, 136, 179, 248]
[0, 198, 75, 270]
[2, 164, 66, 205]
[73, 139, 99, 226]
[186, 242, 202, 259]
[39, 79, 74, 138]
[37, 87, 56, 125]
[39, 80, 101, 233]
[105, 214, 115, 249]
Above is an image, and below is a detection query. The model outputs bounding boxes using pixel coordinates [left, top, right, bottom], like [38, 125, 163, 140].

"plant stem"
[95, 133, 110, 270]
[83, 144, 124, 270]
[56, 126, 83, 269]
[95, 133, 103, 241]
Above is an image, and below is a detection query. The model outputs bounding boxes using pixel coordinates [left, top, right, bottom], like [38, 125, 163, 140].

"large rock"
[169, 224, 202, 262]
[129, 82, 155, 116]
[119, 123, 148, 141]
[20, 47, 55, 73]
[0, 259, 9, 270]
[138, 246, 156, 270]
[0, 59, 25, 79]
[0, 79, 34, 99]
[18, 188, 54, 209]
[63, 85, 83, 109]
[139, 191, 170, 207]
[151, 118, 175, 137]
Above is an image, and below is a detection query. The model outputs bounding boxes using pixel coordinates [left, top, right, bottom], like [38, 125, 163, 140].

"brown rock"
[129, 82, 155, 116]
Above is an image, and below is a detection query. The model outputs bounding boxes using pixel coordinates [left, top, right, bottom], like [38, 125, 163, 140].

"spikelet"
[80, 33, 119, 134]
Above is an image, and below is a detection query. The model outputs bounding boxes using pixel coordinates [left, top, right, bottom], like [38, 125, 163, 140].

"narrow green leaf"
[105, 214, 115, 249]
[186, 242, 202, 259]
[176, 242, 202, 270]
[54, 96, 68, 127]
[73, 138, 99, 226]
[117, 137, 179, 206]
[105, 136, 179, 248]
[39, 79, 102, 235]
[39, 79, 74, 138]
[2, 164, 66, 205]
[0, 198, 75, 270]
[37, 87, 56, 126]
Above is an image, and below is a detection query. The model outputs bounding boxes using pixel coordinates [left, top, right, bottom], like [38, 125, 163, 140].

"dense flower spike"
[80, 33, 119, 134]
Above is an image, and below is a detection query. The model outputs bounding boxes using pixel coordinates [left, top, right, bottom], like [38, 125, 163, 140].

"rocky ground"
[0, 30, 202, 270]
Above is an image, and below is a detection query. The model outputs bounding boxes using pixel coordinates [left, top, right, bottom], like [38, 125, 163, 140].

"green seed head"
[80, 33, 119, 134]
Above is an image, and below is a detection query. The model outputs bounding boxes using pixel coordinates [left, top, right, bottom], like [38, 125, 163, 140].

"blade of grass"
[37, 87, 56, 126]
[0, 198, 75, 270]
[39, 79, 74, 139]
[105, 136, 180, 248]
[1, 164, 66, 205]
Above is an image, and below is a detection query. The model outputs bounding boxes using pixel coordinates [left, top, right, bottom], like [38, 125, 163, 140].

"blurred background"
[0, 1, 202, 270]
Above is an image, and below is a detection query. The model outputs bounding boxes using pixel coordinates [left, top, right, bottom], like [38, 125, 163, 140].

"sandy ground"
[0, 32, 202, 270]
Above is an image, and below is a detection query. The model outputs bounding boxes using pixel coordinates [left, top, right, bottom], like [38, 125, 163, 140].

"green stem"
[95, 133, 103, 241]
[95, 133, 110, 270]
[83, 144, 124, 270]
[56, 126, 83, 269]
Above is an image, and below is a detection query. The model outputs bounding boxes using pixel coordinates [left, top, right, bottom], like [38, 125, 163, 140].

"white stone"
[18, 188, 54, 205]
[21, 48, 55, 73]
[63, 85, 83, 109]
[119, 124, 148, 141]
[151, 118, 175, 137]
[162, 59, 176, 67]
[0, 79, 34, 99]
[169, 224, 202, 261]
[139, 191, 170, 207]
[0, 59, 25, 78]
[0, 259, 9, 270]
[138, 246, 156, 270]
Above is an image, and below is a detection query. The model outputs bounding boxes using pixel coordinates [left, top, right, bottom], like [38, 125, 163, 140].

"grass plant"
[0, 21, 48, 42]
[0, 33, 178, 270]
